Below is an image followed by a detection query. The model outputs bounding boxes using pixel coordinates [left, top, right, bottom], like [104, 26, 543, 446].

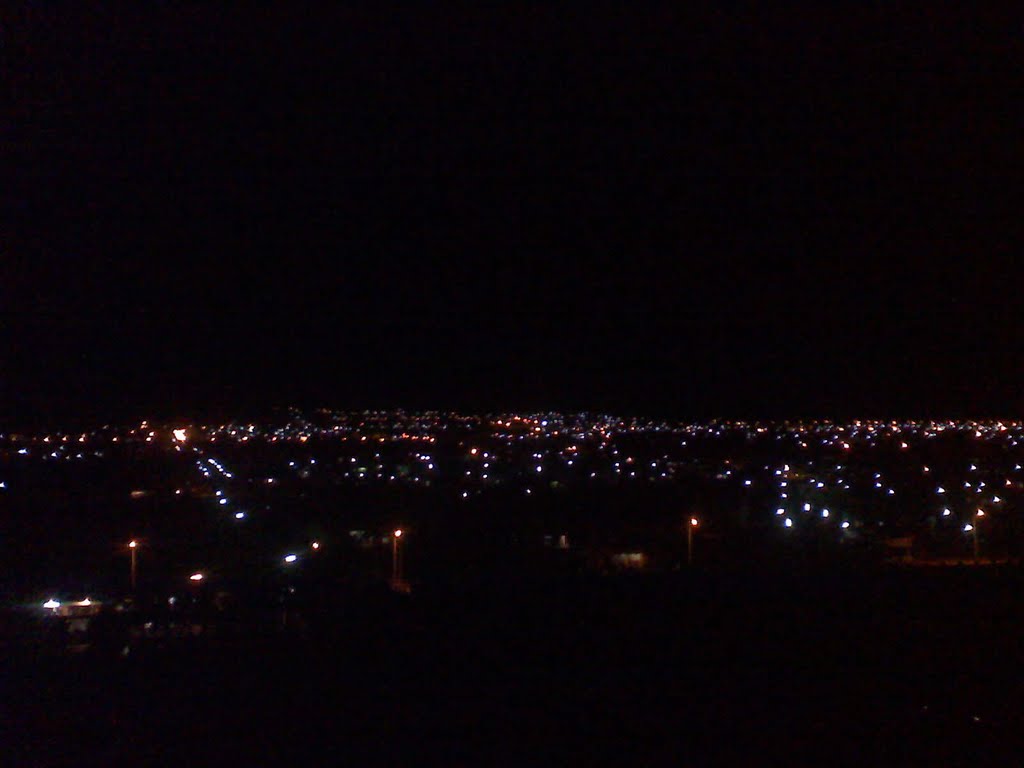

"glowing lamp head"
[689, 517, 698, 527]
[128, 540, 137, 549]
[394, 529, 403, 538]
[43, 598, 60, 610]
[311, 541, 320, 550]
[172, 428, 188, 443]
[284, 554, 298, 564]
[189, 572, 204, 582]
[976, 509, 985, 517]
[963, 524, 974, 533]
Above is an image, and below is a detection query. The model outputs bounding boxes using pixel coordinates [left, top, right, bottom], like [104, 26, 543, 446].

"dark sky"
[3, 6, 1023, 425]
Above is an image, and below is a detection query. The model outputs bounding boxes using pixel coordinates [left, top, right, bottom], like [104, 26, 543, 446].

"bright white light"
[744, 480, 752, 486]
[79, 598, 92, 606]
[964, 524, 974, 532]
[172, 429, 188, 443]
[311, 541, 320, 550]
[536, 466, 543, 473]
[993, 496, 1002, 503]
[219, 498, 228, 505]
[937, 487, 946, 494]
[776, 508, 785, 515]
[284, 554, 298, 564]
[821, 509, 830, 518]
[690, 517, 698, 527]
[43, 598, 60, 610]
[234, 511, 246, 519]
[976, 509, 985, 517]
[970, 464, 977, 471]
[189, 572, 204, 581]
[784, 518, 793, 528]
[943, 508, 952, 517]
[841, 521, 850, 529]
[803, 503, 811, 512]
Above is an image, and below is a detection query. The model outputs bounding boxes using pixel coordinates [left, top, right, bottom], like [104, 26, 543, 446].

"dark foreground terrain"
[4, 567, 1024, 766]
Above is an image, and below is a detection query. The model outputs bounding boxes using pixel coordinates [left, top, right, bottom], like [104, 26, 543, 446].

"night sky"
[3, 6, 1023, 426]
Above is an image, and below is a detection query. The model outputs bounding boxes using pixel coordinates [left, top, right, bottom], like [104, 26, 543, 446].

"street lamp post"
[974, 509, 985, 563]
[687, 517, 698, 567]
[128, 540, 138, 591]
[392, 529, 403, 583]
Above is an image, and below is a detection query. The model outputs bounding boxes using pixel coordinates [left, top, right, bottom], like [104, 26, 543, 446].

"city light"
[784, 518, 793, 528]
[172, 428, 188, 443]
[690, 517, 698, 527]
[129, 540, 137, 548]
[235, 511, 246, 519]
[189, 572, 204, 581]
[43, 598, 60, 610]
[311, 541, 320, 550]
[841, 521, 850, 529]
[394, 529, 403, 538]
[963, 524, 974, 532]
[284, 554, 298, 563]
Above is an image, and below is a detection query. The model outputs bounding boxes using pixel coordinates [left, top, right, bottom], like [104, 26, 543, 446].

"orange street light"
[128, 540, 139, 591]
